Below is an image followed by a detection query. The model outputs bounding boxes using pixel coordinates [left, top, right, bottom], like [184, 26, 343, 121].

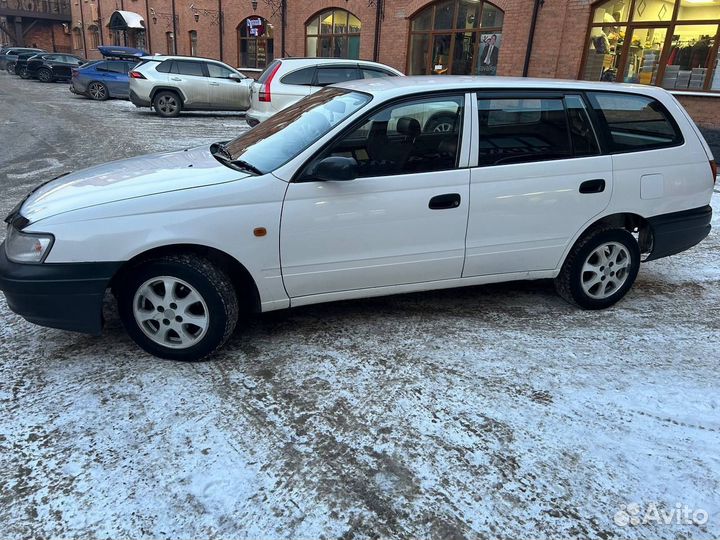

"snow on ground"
[0, 74, 719, 540]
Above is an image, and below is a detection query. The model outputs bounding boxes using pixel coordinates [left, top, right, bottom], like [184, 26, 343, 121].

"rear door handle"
[170, 77, 182, 81]
[209, 81, 220, 86]
[579, 179, 606, 194]
[429, 193, 461, 210]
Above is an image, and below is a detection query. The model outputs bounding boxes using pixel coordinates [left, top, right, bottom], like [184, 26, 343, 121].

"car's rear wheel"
[87, 81, 108, 101]
[555, 228, 640, 309]
[153, 90, 183, 117]
[6, 63, 15, 74]
[117, 254, 239, 361]
[19, 68, 31, 79]
[37, 68, 53, 82]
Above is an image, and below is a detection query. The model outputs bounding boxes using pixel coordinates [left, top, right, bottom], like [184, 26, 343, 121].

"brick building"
[8, 0, 719, 141]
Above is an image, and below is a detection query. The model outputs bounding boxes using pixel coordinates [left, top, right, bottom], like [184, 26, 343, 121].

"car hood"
[21, 146, 246, 223]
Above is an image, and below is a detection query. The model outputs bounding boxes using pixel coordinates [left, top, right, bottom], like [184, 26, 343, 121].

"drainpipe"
[78, 0, 88, 58]
[218, 0, 223, 61]
[143, 0, 151, 52]
[522, 0, 543, 77]
[372, 0, 383, 62]
[97, 0, 104, 45]
[281, 0, 286, 57]
[171, 0, 177, 54]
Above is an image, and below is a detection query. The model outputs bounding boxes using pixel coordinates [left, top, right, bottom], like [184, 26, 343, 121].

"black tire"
[153, 90, 183, 117]
[6, 62, 15, 74]
[424, 114, 457, 133]
[555, 228, 640, 310]
[117, 254, 239, 361]
[37, 68, 53, 82]
[19, 68, 31, 79]
[87, 81, 109, 101]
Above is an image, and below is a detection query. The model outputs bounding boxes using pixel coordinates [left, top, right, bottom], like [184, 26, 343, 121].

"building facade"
[11, 0, 718, 143]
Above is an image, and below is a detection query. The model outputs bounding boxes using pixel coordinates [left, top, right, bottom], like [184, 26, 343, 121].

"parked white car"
[1, 77, 715, 360]
[245, 57, 403, 126]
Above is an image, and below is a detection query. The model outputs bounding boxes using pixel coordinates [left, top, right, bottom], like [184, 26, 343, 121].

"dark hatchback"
[27, 53, 85, 82]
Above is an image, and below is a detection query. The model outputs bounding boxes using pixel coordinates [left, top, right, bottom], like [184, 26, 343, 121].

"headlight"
[5, 226, 54, 263]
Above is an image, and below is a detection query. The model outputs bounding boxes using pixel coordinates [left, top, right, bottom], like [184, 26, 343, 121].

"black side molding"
[645, 205, 712, 262]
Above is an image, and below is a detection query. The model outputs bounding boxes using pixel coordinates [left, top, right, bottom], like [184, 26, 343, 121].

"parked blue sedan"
[70, 46, 146, 101]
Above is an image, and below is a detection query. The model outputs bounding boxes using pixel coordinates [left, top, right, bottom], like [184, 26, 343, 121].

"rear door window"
[106, 62, 127, 73]
[565, 95, 600, 157]
[94, 62, 109, 72]
[280, 67, 316, 86]
[314, 66, 360, 86]
[588, 92, 683, 152]
[476, 97, 573, 166]
[174, 60, 206, 77]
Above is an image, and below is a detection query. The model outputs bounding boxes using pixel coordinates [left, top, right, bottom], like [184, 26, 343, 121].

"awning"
[107, 10, 145, 31]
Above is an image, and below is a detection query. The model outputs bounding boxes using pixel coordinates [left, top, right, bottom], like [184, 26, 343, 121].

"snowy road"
[1, 74, 719, 540]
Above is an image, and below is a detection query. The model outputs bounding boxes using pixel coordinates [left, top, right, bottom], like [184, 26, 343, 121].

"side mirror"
[228, 73, 242, 82]
[307, 156, 358, 182]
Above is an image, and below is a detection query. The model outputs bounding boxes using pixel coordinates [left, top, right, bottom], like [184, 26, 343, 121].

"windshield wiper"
[211, 141, 232, 160]
[230, 159, 263, 176]
[211, 142, 262, 175]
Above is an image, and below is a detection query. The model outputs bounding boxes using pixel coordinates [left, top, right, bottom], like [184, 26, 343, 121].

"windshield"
[221, 88, 371, 174]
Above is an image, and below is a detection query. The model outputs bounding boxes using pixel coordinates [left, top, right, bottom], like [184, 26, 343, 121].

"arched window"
[305, 8, 361, 59]
[88, 24, 100, 49]
[189, 30, 198, 56]
[72, 27, 82, 50]
[582, 0, 720, 92]
[407, 0, 504, 76]
[238, 16, 274, 68]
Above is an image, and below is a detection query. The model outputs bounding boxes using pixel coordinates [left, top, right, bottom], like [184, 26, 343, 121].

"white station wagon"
[1, 77, 715, 360]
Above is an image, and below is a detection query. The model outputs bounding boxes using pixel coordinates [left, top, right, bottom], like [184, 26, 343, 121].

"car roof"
[276, 57, 402, 73]
[334, 75, 672, 99]
[140, 55, 229, 64]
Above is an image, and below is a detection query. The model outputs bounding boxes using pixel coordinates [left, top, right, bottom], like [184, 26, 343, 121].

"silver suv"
[129, 55, 252, 117]
[246, 58, 403, 126]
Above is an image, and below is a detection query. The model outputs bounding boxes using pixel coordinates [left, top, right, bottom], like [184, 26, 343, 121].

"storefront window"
[305, 9, 361, 59]
[238, 17, 274, 69]
[407, 0, 505, 75]
[582, 0, 720, 92]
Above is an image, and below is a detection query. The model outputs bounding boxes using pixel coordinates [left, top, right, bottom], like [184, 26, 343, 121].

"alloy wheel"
[133, 276, 209, 349]
[581, 241, 632, 299]
[88, 82, 106, 100]
[157, 95, 178, 115]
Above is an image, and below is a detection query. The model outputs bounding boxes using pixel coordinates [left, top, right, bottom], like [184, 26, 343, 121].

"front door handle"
[209, 81, 220, 86]
[429, 193, 461, 210]
[579, 179, 606, 194]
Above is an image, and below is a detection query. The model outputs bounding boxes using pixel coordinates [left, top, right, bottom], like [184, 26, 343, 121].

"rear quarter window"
[588, 92, 683, 152]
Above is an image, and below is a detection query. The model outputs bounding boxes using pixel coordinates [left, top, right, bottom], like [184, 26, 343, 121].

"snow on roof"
[107, 10, 145, 29]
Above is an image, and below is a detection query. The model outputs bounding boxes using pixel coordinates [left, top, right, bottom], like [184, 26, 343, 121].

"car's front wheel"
[37, 68, 53, 82]
[117, 255, 239, 361]
[87, 81, 108, 100]
[19, 68, 31, 79]
[153, 90, 183, 117]
[555, 228, 640, 309]
[6, 63, 15, 74]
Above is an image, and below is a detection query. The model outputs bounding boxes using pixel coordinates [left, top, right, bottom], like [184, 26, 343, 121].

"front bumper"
[0, 245, 122, 334]
[646, 205, 712, 261]
[129, 89, 152, 108]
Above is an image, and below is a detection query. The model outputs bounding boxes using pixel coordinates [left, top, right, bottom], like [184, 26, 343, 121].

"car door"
[463, 92, 613, 277]
[51, 55, 72, 78]
[280, 93, 472, 298]
[170, 60, 210, 107]
[206, 62, 249, 110]
[104, 61, 131, 96]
